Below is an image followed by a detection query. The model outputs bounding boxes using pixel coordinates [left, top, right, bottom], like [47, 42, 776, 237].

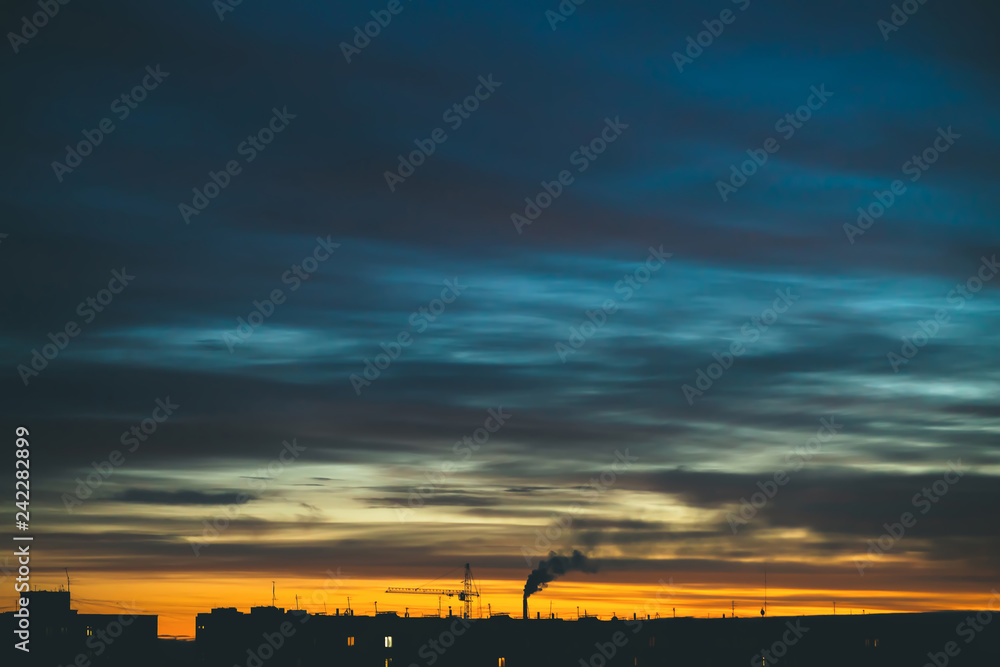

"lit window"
[499, 659, 506, 667]
[385, 660, 392, 667]
[649, 636, 655, 647]
[385, 636, 393, 648]
[347, 636, 355, 646]
[86, 627, 93, 636]
[874, 639, 879, 647]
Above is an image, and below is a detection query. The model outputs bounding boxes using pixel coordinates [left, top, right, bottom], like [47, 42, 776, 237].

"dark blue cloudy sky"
[1, 0, 998, 635]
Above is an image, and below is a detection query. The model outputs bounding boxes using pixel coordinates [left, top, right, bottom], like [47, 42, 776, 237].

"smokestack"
[523, 597, 528, 620]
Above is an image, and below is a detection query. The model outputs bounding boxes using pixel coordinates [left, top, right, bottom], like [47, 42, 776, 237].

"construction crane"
[386, 563, 480, 619]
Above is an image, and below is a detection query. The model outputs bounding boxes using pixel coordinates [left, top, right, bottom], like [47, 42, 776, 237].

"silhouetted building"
[1, 590, 157, 666]
[193, 607, 1000, 667]
[6, 594, 999, 666]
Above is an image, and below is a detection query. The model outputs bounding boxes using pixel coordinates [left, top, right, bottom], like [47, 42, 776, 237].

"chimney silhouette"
[523, 598, 528, 620]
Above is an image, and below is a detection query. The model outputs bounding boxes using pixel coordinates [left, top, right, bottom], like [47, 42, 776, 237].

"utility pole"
[272, 581, 276, 607]
[295, 594, 299, 610]
[833, 601, 836, 615]
[375, 601, 378, 615]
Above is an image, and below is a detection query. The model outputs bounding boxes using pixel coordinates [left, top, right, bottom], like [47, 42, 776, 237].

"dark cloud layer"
[0, 0, 998, 615]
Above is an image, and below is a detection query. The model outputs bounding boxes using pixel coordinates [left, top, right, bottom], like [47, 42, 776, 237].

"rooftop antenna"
[272, 581, 276, 607]
[760, 566, 767, 617]
[549, 601, 552, 619]
[347, 596, 352, 614]
[65, 568, 71, 596]
[295, 594, 299, 611]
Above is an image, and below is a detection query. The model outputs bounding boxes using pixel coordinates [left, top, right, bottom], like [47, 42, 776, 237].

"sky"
[1, 0, 999, 640]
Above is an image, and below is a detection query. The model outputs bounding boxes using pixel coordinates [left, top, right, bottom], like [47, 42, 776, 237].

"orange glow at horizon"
[5, 572, 994, 639]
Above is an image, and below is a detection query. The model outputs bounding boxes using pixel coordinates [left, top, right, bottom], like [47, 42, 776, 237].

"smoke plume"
[523, 550, 598, 599]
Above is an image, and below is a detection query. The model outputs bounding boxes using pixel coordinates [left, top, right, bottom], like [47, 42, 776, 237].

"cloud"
[104, 489, 259, 505]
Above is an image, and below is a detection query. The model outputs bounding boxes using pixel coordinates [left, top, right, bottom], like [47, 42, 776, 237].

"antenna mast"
[272, 581, 276, 607]
[760, 565, 767, 617]
[65, 568, 71, 595]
